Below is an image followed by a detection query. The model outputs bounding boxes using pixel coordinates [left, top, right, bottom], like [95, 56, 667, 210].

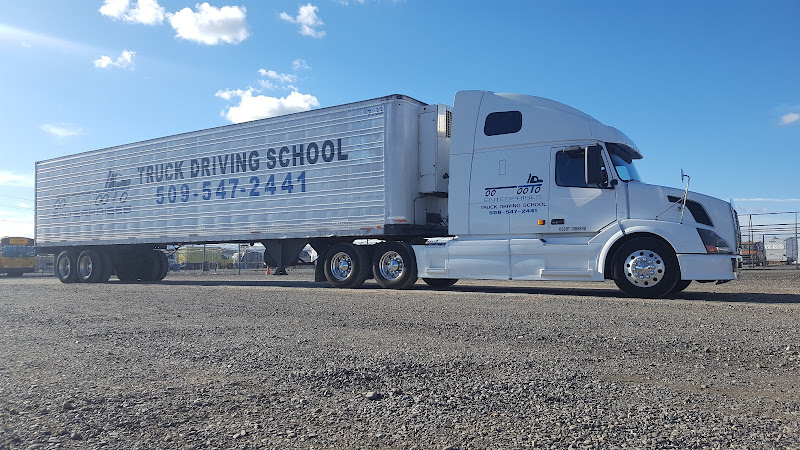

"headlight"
[697, 228, 733, 254]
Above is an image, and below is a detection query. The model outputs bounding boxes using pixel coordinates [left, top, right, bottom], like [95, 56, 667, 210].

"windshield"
[0, 245, 36, 258]
[606, 143, 642, 182]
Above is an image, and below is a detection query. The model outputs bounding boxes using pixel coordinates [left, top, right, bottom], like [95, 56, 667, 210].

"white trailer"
[37, 96, 448, 280]
[765, 237, 786, 263]
[786, 237, 798, 264]
[36, 91, 741, 297]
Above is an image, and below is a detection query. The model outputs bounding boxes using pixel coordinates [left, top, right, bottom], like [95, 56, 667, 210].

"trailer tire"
[138, 250, 160, 282]
[324, 243, 370, 288]
[77, 249, 105, 283]
[422, 278, 458, 288]
[612, 237, 679, 298]
[56, 250, 78, 284]
[114, 258, 138, 282]
[372, 242, 418, 290]
[155, 251, 168, 281]
[98, 250, 113, 283]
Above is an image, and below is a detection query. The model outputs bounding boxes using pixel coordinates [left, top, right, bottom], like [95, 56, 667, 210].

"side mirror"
[585, 144, 607, 187]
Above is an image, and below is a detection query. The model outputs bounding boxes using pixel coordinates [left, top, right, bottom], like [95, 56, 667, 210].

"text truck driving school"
[35, 91, 741, 298]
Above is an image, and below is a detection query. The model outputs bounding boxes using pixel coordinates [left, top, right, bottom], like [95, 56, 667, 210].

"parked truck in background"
[35, 91, 742, 298]
[741, 241, 767, 266]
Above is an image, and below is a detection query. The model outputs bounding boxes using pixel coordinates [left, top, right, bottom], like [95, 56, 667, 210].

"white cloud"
[258, 69, 297, 83]
[257, 79, 275, 90]
[94, 50, 136, 69]
[168, 3, 249, 45]
[20, 41, 31, 48]
[99, 0, 129, 18]
[780, 113, 800, 125]
[214, 88, 249, 101]
[0, 211, 34, 238]
[99, 0, 165, 25]
[0, 171, 35, 187]
[292, 59, 310, 71]
[218, 89, 319, 124]
[40, 123, 83, 139]
[280, 4, 325, 38]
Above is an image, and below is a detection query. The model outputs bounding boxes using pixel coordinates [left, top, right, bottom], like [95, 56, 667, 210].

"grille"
[732, 206, 742, 252]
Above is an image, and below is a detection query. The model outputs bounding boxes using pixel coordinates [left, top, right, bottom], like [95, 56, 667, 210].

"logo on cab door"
[484, 174, 544, 197]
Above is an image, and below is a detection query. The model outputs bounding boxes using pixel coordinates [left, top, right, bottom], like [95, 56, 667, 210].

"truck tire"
[56, 250, 78, 283]
[137, 250, 160, 282]
[669, 279, 692, 294]
[323, 243, 370, 288]
[77, 249, 105, 283]
[372, 242, 418, 289]
[422, 278, 458, 288]
[155, 251, 168, 281]
[98, 250, 113, 283]
[612, 237, 679, 298]
[114, 258, 138, 282]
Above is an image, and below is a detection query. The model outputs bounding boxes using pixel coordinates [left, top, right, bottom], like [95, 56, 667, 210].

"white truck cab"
[414, 91, 741, 298]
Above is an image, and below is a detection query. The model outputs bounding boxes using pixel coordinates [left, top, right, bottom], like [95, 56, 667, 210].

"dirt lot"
[1, 268, 799, 449]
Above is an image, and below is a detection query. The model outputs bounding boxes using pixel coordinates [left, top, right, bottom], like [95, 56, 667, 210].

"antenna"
[680, 169, 690, 224]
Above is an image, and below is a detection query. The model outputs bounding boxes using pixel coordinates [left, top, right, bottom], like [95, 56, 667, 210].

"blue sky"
[1, 0, 798, 238]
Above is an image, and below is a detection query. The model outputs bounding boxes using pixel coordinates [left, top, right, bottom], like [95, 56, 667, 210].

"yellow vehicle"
[0, 237, 36, 277]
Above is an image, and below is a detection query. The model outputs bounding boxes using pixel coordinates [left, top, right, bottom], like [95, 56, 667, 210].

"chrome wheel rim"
[78, 255, 93, 279]
[330, 252, 352, 280]
[624, 249, 665, 288]
[58, 256, 71, 278]
[378, 251, 404, 281]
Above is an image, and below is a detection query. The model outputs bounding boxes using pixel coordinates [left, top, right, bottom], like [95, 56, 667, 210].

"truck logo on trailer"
[52, 170, 132, 216]
[96, 171, 131, 205]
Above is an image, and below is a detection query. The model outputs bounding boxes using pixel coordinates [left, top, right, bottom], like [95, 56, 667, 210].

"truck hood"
[627, 182, 738, 250]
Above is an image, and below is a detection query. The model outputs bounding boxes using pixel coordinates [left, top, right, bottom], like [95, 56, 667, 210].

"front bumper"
[677, 254, 741, 281]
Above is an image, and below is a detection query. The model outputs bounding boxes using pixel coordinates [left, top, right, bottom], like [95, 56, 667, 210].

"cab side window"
[555, 149, 607, 188]
[484, 111, 522, 136]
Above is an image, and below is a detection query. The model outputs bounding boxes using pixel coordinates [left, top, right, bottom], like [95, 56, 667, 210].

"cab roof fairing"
[491, 91, 643, 159]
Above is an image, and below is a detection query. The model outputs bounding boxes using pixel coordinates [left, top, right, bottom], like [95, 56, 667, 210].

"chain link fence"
[738, 211, 800, 269]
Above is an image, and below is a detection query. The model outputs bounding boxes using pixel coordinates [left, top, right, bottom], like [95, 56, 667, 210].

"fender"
[595, 219, 708, 277]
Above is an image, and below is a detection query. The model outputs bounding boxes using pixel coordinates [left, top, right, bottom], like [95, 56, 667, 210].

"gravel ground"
[1, 268, 799, 449]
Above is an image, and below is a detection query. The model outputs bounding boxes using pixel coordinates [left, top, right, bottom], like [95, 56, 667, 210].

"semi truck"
[740, 241, 767, 266]
[35, 91, 741, 298]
